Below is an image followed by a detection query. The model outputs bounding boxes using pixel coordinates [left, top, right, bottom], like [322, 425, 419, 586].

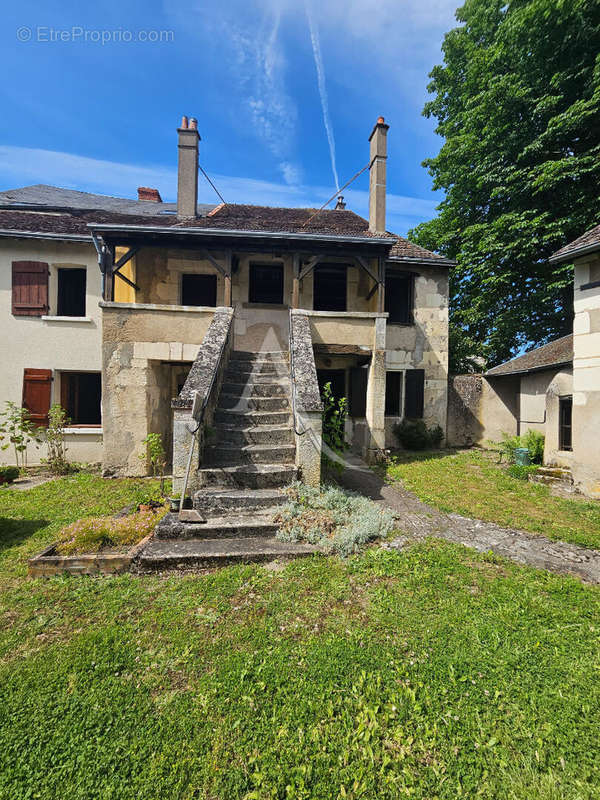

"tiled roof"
[0, 192, 451, 264]
[0, 208, 173, 238]
[550, 222, 600, 263]
[486, 334, 573, 376]
[388, 236, 454, 265]
[0, 184, 215, 217]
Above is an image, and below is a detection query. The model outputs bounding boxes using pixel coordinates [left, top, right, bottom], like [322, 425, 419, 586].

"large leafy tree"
[410, 0, 600, 371]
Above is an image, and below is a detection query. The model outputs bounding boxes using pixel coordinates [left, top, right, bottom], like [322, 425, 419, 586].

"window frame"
[59, 371, 102, 428]
[248, 262, 285, 305]
[385, 268, 415, 326]
[385, 370, 404, 417]
[180, 272, 218, 307]
[559, 395, 573, 452]
[56, 266, 87, 317]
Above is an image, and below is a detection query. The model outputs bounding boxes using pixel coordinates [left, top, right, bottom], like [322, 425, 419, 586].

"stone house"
[1, 117, 451, 491]
[448, 220, 600, 499]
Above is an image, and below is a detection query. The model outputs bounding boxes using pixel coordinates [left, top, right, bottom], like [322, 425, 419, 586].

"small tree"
[321, 382, 348, 475]
[0, 401, 43, 470]
[44, 405, 71, 475]
[140, 433, 167, 495]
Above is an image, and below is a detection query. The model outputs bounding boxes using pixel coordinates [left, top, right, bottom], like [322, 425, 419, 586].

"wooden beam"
[292, 252, 300, 309]
[202, 249, 227, 277]
[114, 245, 139, 271]
[355, 254, 379, 285]
[366, 280, 378, 302]
[113, 271, 140, 292]
[224, 250, 232, 307]
[298, 255, 320, 281]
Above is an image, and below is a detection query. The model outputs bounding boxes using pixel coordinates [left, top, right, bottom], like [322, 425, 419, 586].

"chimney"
[177, 115, 200, 219]
[335, 195, 346, 210]
[137, 187, 162, 203]
[368, 116, 389, 233]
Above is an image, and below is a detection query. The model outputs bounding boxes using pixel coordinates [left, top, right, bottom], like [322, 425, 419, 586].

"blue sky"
[0, 0, 459, 235]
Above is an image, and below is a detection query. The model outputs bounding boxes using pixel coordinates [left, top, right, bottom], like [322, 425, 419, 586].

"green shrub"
[523, 429, 545, 464]
[0, 465, 19, 485]
[320, 382, 348, 475]
[496, 431, 545, 464]
[56, 506, 166, 555]
[507, 464, 539, 481]
[275, 482, 394, 557]
[43, 404, 71, 475]
[393, 419, 444, 450]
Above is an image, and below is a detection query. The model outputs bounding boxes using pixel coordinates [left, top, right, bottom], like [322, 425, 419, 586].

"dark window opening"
[385, 371, 403, 416]
[61, 372, 102, 426]
[181, 273, 217, 307]
[405, 369, 425, 419]
[317, 369, 346, 401]
[248, 263, 284, 304]
[385, 270, 413, 325]
[57, 268, 86, 317]
[313, 264, 347, 311]
[349, 366, 368, 418]
[559, 395, 573, 451]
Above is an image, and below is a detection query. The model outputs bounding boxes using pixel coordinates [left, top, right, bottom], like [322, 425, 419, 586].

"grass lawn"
[1, 475, 600, 799]
[380, 449, 600, 550]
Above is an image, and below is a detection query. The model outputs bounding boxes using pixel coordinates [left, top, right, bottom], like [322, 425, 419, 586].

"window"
[181, 273, 217, 307]
[57, 268, 86, 316]
[385, 270, 414, 325]
[559, 395, 573, 451]
[405, 369, 425, 419]
[22, 369, 52, 427]
[12, 261, 49, 316]
[60, 372, 102, 426]
[385, 371, 403, 416]
[248, 263, 284, 304]
[313, 264, 347, 311]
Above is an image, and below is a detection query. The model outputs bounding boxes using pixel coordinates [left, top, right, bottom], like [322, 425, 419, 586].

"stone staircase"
[530, 466, 575, 492]
[138, 351, 316, 571]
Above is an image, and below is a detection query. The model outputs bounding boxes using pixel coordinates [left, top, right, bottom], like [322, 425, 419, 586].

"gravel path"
[338, 454, 600, 584]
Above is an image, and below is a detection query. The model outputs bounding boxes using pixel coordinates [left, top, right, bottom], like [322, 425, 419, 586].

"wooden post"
[377, 256, 385, 313]
[224, 250, 232, 307]
[292, 253, 300, 309]
[102, 245, 115, 302]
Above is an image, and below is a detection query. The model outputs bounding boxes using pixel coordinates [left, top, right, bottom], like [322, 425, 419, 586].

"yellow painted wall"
[113, 247, 136, 303]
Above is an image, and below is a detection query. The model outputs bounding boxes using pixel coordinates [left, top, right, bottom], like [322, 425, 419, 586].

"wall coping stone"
[291, 309, 388, 319]
[172, 308, 234, 410]
[290, 313, 323, 414]
[100, 301, 226, 314]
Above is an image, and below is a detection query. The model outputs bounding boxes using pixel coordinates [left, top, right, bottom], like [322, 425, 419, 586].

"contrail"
[305, 1, 340, 193]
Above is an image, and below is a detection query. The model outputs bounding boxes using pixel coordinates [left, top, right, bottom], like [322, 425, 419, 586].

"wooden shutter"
[12, 261, 49, 316]
[405, 369, 425, 419]
[350, 367, 368, 418]
[22, 369, 52, 427]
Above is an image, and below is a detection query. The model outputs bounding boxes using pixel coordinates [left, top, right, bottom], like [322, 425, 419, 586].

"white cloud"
[0, 145, 439, 235]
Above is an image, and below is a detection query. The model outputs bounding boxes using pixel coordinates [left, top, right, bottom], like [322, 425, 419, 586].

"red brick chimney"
[137, 187, 162, 203]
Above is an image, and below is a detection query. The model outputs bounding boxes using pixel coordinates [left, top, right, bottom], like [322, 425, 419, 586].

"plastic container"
[514, 447, 530, 466]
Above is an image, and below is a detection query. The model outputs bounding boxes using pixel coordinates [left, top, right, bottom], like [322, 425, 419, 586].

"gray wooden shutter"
[350, 367, 368, 417]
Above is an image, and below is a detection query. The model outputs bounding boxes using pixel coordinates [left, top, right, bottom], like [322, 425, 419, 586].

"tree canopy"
[410, 0, 600, 371]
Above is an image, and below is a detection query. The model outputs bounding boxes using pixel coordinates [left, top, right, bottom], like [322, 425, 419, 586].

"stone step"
[218, 393, 290, 412]
[536, 467, 573, 479]
[204, 443, 296, 466]
[231, 351, 289, 362]
[197, 463, 298, 489]
[193, 488, 288, 514]
[224, 369, 289, 383]
[155, 512, 279, 540]
[221, 381, 289, 398]
[214, 424, 294, 446]
[215, 409, 292, 427]
[137, 536, 316, 571]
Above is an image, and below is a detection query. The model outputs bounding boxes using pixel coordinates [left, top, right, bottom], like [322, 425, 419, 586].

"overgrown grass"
[381, 449, 600, 549]
[0, 476, 600, 798]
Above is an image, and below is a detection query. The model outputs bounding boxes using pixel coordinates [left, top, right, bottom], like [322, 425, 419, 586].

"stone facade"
[572, 255, 600, 496]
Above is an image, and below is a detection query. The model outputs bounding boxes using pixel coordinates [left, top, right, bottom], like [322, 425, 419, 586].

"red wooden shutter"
[12, 261, 49, 316]
[22, 369, 52, 427]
